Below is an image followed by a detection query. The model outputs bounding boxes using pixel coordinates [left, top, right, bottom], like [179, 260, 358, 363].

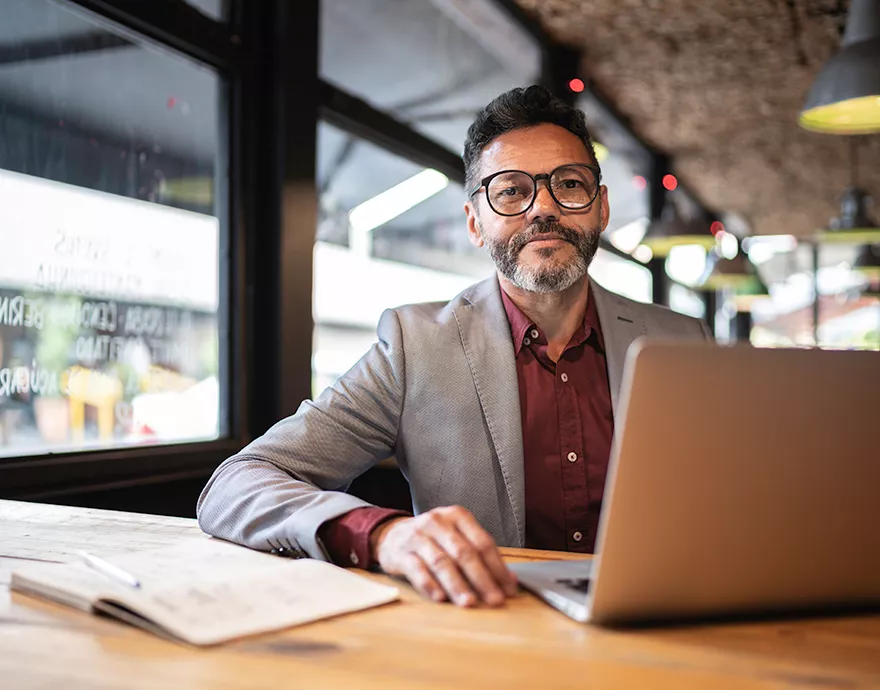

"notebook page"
[13, 539, 399, 646]
[12, 561, 128, 612]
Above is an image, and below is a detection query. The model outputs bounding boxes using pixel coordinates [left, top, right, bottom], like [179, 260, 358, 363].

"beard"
[483, 218, 602, 294]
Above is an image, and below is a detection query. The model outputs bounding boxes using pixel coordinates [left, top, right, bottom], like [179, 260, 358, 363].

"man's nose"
[527, 180, 560, 222]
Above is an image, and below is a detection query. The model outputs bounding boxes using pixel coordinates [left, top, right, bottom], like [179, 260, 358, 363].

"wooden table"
[2, 500, 879, 689]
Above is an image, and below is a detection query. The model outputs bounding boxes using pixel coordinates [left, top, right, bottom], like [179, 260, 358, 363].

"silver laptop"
[510, 341, 880, 625]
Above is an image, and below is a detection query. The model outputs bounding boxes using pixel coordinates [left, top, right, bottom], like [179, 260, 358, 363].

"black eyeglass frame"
[468, 163, 602, 217]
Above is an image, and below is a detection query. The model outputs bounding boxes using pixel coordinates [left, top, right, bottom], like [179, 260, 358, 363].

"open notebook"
[10, 538, 399, 646]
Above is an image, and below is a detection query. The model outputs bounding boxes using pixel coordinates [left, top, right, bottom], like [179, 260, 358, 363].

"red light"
[568, 78, 585, 93]
[662, 174, 678, 191]
[167, 96, 177, 109]
[631, 175, 647, 191]
[710, 221, 725, 236]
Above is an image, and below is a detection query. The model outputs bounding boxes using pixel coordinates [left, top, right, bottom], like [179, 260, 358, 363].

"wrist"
[369, 516, 409, 563]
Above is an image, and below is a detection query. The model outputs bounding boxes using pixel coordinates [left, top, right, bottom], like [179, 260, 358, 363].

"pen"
[78, 551, 142, 589]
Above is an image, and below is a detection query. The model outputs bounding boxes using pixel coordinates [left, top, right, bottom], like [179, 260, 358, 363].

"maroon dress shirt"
[499, 288, 614, 553]
[319, 286, 614, 567]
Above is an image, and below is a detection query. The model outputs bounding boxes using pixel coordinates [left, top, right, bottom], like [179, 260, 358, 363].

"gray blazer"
[197, 277, 711, 559]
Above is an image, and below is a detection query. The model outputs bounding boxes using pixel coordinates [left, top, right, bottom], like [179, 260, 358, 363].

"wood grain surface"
[2, 499, 879, 689]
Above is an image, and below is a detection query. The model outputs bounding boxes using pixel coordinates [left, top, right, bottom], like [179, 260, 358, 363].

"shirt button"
[530, 329, 539, 339]
[523, 337, 531, 346]
[349, 550, 360, 566]
[572, 531, 583, 542]
[560, 372, 569, 382]
[567, 452, 578, 463]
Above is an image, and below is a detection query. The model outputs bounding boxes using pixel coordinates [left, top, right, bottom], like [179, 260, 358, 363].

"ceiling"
[513, 0, 880, 238]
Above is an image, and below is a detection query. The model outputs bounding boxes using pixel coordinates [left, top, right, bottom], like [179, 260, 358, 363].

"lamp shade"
[640, 203, 716, 257]
[799, 0, 880, 134]
[818, 186, 880, 243]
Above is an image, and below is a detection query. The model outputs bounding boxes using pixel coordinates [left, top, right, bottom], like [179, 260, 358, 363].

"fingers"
[373, 506, 516, 607]
[416, 538, 480, 607]
[452, 513, 519, 597]
[400, 554, 446, 603]
[428, 525, 505, 606]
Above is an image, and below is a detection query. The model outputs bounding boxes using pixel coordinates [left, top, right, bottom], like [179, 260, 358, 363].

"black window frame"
[0, 0, 273, 500]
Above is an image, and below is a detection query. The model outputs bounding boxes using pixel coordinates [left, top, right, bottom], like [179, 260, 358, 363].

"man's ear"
[465, 201, 484, 248]
[598, 186, 610, 233]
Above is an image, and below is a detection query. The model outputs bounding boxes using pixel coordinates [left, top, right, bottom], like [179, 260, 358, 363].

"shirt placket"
[556, 350, 591, 552]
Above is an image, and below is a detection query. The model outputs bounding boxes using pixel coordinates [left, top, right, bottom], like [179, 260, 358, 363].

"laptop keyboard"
[556, 577, 591, 594]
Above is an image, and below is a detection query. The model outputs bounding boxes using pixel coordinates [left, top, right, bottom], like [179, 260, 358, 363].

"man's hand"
[370, 506, 518, 607]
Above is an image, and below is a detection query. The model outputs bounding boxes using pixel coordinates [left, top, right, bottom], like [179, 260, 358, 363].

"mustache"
[509, 220, 582, 254]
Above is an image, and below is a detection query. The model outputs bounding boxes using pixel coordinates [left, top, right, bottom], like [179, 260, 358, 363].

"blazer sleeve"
[196, 308, 406, 561]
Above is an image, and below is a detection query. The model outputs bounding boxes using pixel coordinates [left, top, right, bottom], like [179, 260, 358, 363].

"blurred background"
[0, 0, 877, 512]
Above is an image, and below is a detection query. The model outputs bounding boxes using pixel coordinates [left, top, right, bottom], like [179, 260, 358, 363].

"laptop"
[509, 340, 880, 625]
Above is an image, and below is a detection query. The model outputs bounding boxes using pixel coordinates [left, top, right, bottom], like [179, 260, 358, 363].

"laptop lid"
[587, 341, 880, 625]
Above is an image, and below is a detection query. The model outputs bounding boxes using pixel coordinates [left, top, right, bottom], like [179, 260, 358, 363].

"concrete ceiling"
[513, 0, 880, 238]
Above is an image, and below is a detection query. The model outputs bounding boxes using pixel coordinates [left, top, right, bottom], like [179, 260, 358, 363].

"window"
[668, 283, 706, 319]
[320, 0, 540, 154]
[0, 0, 226, 457]
[314, 122, 480, 392]
[599, 148, 650, 239]
[184, 0, 229, 22]
[748, 241, 879, 350]
[589, 249, 652, 304]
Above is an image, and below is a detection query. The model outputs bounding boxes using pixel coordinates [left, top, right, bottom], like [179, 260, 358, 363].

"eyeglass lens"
[486, 165, 598, 215]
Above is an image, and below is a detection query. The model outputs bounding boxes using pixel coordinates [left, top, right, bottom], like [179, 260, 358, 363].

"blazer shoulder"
[594, 281, 708, 337]
[390, 277, 494, 326]
[635, 299, 708, 336]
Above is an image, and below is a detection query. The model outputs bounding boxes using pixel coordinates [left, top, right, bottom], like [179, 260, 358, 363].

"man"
[198, 85, 711, 609]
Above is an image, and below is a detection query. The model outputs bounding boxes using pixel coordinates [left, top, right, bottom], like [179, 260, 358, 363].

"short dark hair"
[463, 85, 601, 195]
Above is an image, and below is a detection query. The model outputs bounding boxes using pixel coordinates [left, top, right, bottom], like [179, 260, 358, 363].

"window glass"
[320, 0, 540, 154]
[589, 249, 652, 305]
[0, 0, 226, 457]
[184, 0, 229, 22]
[733, 240, 878, 350]
[668, 283, 706, 319]
[600, 148, 650, 239]
[314, 121, 483, 392]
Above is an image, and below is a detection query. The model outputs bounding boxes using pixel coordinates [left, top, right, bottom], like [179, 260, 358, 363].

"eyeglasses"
[469, 163, 601, 217]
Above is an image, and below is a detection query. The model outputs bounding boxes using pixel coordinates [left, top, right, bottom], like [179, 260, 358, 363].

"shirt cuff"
[318, 506, 409, 569]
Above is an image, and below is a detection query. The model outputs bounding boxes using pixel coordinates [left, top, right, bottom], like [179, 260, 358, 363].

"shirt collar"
[500, 284, 606, 355]
[499, 288, 535, 355]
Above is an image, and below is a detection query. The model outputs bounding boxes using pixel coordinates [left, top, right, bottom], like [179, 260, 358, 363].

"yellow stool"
[61, 366, 123, 443]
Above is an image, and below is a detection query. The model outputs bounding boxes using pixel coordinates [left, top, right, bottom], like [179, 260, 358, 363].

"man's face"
[464, 123, 609, 294]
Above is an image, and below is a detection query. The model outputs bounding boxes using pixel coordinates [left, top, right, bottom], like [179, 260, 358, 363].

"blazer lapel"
[591, 280, 647, 415]
[453, 278, 525, 546]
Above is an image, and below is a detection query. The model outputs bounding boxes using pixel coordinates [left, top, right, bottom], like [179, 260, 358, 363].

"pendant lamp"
[640, 201, 716, 258]
[799, 0, 880, 134]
